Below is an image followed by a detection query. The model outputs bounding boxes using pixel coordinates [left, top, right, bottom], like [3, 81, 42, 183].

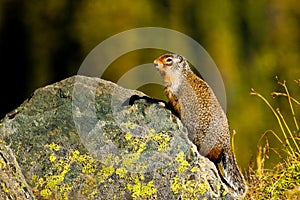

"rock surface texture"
[0, 75, 236, 199]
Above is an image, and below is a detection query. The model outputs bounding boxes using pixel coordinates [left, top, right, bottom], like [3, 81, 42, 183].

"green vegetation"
[246, 78, 300, 199]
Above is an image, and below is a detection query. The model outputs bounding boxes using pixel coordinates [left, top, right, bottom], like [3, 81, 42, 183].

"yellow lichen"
[122, 122, 136, 129]
[88, 189, 98, 198]
[170, 176, 181, 195]
[71, 150, 80, 161]
[176, 151, 190, 173]
[130, 138, 147, 154]
[148, 128, 156, 135]
[49, 153, 56, 163]
[126, 129, 172, 155]
[152, 132, 171, 152]
[121, 153, 141, 171]
[81, 176, 97, 196]
[31, 174, 38, 184]
[191, 167, 198, 173]
[97, 166, 115, 183]
[31, 144, 124, 199]
[38, 177, 44, 186]
[127, 178, 157, 199]
[125, 132, 132, 141]
[139, 172, 145, 181]
[30, 128, 205, 199]
[77, 154, 88, 163]
[0, 157, 6, 169]
[1, 182, 9, 194]
[32, 146, 91, 199]
[59, 183, 72, 193]
[170, 151, 209, 198]
[222, 189, 228, 197]
[49, 143, 60, 151]
[82, 158, 96, 174]
[171, 175, 209, 199]
[153, 134, 162, 142]
[137, 142, 146, 154]
[40, 188, 52, 199]
[116, 167, 127, 178]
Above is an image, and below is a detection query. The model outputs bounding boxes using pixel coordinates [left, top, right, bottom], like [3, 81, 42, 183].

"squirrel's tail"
[217, 150, 247, 198]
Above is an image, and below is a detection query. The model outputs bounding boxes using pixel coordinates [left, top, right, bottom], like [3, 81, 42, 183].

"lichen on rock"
[0, 75, 235, 199]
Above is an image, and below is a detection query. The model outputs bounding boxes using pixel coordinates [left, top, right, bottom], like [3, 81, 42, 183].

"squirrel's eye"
[165, 58, 173, 63]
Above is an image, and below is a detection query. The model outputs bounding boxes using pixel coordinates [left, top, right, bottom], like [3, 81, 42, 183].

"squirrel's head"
[154, 53, 190, 73]
[154, 53, 190, 88]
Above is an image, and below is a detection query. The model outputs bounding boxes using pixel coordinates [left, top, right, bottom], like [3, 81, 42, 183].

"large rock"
[0, 75, 235, 199]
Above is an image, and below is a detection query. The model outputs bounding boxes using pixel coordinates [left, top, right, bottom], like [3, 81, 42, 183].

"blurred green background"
[1, 0, 300, 170]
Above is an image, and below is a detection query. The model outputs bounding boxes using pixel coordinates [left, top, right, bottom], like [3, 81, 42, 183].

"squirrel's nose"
[153, 59, 160, 68]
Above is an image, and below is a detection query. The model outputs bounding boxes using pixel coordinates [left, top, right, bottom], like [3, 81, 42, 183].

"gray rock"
[0, 75, 234, 199]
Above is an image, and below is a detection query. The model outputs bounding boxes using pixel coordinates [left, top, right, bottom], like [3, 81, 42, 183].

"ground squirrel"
[154, 53, 247, 198]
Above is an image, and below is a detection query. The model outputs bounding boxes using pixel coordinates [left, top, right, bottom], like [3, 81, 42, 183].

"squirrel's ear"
[178, 55, 183, 62]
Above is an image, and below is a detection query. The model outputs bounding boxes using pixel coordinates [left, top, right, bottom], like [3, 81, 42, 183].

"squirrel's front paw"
[158, 101, 166, 108]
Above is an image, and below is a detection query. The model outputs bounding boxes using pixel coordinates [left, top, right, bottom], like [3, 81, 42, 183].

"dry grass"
[245, 78, 300, 199]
